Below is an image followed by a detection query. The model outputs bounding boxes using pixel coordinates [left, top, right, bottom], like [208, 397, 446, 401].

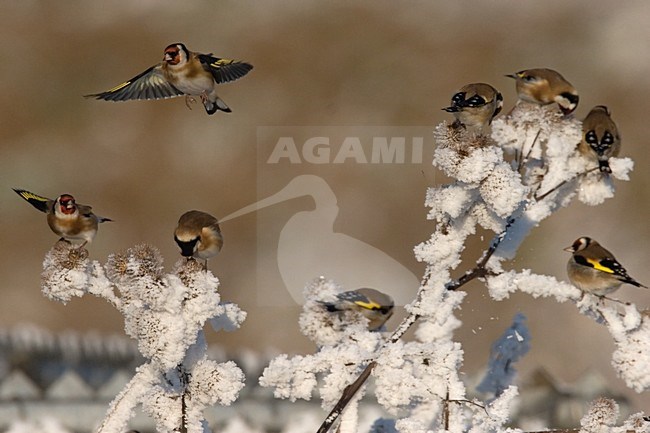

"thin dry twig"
[534, 166, 599, 201]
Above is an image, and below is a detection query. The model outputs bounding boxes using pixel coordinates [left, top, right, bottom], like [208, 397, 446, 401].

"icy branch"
[260, 279, 384, 408]
[41, 241, 246, 433]
[310, 101, 638, 433]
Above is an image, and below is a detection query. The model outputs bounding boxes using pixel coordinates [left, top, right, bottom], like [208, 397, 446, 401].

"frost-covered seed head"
[175, 257, 207, 286]
[106, 252, 129, 281]
[130, 244, 164, 278]
[434, 122, 494, 157]
[47, 239, 89, 270]
[580, 397, 619, 430]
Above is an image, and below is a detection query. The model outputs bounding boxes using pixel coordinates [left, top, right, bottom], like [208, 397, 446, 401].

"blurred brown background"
[1, 0, 648, 412]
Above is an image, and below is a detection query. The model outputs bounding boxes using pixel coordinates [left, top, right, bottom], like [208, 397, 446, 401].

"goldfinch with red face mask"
[86, 43, 253, 115]
[13, 188, 112, 247]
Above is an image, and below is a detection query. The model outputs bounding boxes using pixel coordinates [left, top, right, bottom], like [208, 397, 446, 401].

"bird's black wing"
[197, 54, 253, 84]
[13, 188, 52, 213]
[85, 64, 184, 101]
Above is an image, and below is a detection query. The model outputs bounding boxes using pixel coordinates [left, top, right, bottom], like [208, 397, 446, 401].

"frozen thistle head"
[105, 251, 128, 281]
[41, 240, 91, 303]
[130, 244, 164, 276]
[621, 412, 650, 433]
[106, 244, 164, 283]
[46, 240, 89, 270]
[580, 397, 619, 432]
[433, 123, 503, 184]
[434, 122, 495, 157]
[174, 257, 207, 286]
[187, 359, 245, 407]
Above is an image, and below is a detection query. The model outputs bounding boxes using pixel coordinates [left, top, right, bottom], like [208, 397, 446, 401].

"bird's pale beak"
[505, 73, 517, 79]
[563, 246, 574, 252]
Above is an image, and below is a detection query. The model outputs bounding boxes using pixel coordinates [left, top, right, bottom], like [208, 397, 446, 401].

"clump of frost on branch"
[41, 241, 246, 433]
[261, 278, 385, 407]
[264, 103, 642, 433]
[579, 397, 650, 433]
[489, 103, 633, 266]
[390, 103, 641, 431]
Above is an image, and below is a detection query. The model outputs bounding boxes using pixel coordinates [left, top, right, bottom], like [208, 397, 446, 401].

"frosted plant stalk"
[41, 242, 246, 433]
[269, 102, 645, 433]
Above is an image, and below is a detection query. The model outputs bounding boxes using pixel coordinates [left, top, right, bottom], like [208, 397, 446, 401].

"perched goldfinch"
[506, 68, 579, 115]
[442, 83, 503, 132]
[174, 210, 223, 266]
[565, 236, 646, 296]
[86, 43, 253, 115]
[579, 105, 621, 173]
[13, 188, 112, 247]
[321, 288, 395, 331]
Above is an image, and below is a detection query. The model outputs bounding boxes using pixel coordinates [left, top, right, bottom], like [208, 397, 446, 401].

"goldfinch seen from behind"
[13, 188, 111, 247]
[86, 43, 253, 115]
[442, 82, 503, 132]
[579, 105, 621, 174]
[565, 236, 646, 296]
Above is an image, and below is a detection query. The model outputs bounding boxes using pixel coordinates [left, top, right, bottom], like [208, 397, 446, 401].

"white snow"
[36, 97, 644, 433]
[40, 242, 247, 433]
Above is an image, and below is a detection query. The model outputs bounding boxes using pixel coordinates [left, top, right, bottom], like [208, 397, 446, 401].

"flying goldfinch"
[86, 42, 253, 115]
[565, 236, 646, 296]
[174, 210, 223, 267]
[13, 188, 112, 247]
[321, 288, 395, 331]
[442, 82, 503, 132]
[579, 105, 621, 173]
[506, 68, 579, 115]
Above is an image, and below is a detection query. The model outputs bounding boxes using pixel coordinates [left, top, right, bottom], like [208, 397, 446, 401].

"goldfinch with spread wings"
[86, 43, 253, 115]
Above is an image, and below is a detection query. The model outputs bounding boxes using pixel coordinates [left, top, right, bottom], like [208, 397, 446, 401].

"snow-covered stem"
[534, 166, 598, 201]
[41, 242, 247, 433]
[311, 104, 639, 433]
[316, 213, 516, 433]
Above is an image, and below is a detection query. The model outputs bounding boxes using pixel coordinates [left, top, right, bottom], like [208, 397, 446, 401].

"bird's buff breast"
[47, 213, 96, 240]
[166, 65, 214, 95]
[569, 262, 621, 295]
